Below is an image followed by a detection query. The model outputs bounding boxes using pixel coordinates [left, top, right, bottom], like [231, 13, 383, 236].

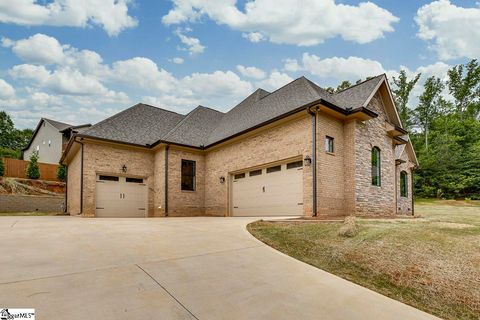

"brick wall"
[0, 195, 64, 213]
[204, 114, 312, 216]
[66, 145, 81, 215]
[81, 142, 155, 217]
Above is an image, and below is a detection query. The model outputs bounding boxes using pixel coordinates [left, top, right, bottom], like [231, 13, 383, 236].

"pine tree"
[26, 151, 40, 179]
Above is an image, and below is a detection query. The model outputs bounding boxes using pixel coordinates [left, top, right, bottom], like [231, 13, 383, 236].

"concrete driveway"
[0, 216, 437, 320]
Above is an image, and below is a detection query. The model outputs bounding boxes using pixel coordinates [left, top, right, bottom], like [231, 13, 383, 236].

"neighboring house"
[61, 75, 418, 218]
[22, 118, 91, 164]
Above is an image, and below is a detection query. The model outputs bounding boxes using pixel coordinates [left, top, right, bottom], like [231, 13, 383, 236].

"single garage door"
[232, 160, 304, 216]
[95, 175, 147, 217]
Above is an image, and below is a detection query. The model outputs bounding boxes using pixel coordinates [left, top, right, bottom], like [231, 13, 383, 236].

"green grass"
[247, 200, 480, 320]
[0, 212, 63, 216]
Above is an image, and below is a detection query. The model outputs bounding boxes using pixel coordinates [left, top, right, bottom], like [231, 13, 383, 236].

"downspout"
[78, 138, 84, 215]
[64, 164, 68, 213]
[164, 145, 169, 216]
[411, 170, 415, 216]
[307, 106, 318, 217]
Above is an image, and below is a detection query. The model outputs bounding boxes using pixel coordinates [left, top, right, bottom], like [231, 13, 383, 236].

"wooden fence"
[1, 158, 60, 181]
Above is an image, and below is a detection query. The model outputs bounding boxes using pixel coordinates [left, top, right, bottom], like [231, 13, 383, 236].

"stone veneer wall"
[396, 150, 414, 215]
[354, 93, 396, 215]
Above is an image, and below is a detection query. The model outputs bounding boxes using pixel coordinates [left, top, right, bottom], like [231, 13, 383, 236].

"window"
[371, 147, 381, 186]
[99, 175, 119, 181]
[181, 159, 196, 191]
[249, 169, 262, 177]
[234, 173, 245, 179]
[266, 165, 281, 173]
[400, 171, 408, 197]
[126, 177, 143, 183]
[287, 160, 303, 169]
[325, 136, 334, 153]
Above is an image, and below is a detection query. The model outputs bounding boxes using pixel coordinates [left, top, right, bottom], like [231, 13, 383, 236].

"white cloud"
[283, 58, 302, 72]
[162, 0, 398, 46]
[175, 29, 205, 55]
[236, 65, 266, 79]
[0, 0, 137, 36]
[256, 71, 294, 91]
[415, 0, 480, 60]
[0, 78, 15, 98]
[302, 53, 385, 82]
[2, 33, 66, 65]
[242, 32, 265, 43]
[172, 57, 184, 64]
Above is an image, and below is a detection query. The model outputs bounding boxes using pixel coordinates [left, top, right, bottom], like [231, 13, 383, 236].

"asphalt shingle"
[78, 75, 385, 148]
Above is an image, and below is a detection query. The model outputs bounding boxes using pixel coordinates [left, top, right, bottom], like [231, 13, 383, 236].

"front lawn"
[247, 200, 480, 320]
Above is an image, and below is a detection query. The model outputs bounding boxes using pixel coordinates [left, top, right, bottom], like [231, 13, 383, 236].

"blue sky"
[0, 0, 478, 128]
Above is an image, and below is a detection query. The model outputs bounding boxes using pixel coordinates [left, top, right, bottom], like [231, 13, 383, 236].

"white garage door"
[95, 175, 147, 217]
[232, 160, 304, 216]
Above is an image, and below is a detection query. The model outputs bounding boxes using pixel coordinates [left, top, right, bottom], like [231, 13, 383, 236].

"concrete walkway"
[0, 216, 438, 319]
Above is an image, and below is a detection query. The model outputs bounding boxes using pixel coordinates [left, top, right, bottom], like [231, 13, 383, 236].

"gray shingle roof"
[333, 75, 384, 109]
[44, 118, 73, 131]
[162, 106, 224, 147]
[81, 104, 185, 146]
[78, 75, 384, 149]
[206, 77, 337, 145]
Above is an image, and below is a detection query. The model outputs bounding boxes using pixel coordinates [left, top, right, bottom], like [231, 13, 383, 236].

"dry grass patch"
[247, 200, 480, 320]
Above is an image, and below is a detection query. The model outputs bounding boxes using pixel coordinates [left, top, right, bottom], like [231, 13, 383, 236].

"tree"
[0, 157, 4, 177]
[26, 151, 40, 179]
[447, 59, 480, 119]
[336, 80, 352, 92]
[57, 165, 66, 182]
[0, 111, 16, 149]
[392, 70, 421, 129]
[415, 76, 444, 151]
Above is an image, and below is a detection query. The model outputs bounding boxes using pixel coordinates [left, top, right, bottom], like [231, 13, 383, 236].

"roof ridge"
[196, 105, 224, 114]
[138, 103, 183, 115]
[334, 74, 385, 95]
[162, 106, 208, 140]
[83, 103, 143, 133]
[43, 118, 73, 127]
[300, 76, 323, 100]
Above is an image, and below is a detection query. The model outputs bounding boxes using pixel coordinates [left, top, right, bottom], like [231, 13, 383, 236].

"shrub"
[57, 165, 66, 182]
[0, 157, 4, 176]
[26, 151, 40, 179]
[338, 216, 358, 238]
[0, 147, 20, 159]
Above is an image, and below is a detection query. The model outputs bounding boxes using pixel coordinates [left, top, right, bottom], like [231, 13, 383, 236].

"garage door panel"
[95, 176, 147, 218]
[232, 162, 303, 217]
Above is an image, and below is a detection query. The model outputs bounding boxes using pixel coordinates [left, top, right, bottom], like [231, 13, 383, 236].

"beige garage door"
[95, 175, 147, 217]
[232, 160, 304, 216]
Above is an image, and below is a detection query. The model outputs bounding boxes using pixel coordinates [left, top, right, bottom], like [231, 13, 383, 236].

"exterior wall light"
[122, 165, 127, 173]
[219, 176, 226, 183]
[304, 155, 312, 166]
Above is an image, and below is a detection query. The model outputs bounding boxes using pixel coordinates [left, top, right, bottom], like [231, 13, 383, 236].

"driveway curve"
[0, 216, 437, 319]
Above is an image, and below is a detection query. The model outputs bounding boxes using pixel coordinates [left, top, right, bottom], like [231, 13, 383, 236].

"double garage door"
[232, 159, 304, 216]
[95, 175, 147, 217]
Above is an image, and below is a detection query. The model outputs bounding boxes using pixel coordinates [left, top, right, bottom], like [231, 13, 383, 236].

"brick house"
[61, 75, 418, 218]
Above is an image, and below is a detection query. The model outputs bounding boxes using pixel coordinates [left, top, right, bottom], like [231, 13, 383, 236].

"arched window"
[371, 147, 381, 186]
[400, 171, 408, 197]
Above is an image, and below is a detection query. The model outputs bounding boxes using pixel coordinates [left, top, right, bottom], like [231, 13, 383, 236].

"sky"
[0, 0, 479, 129]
